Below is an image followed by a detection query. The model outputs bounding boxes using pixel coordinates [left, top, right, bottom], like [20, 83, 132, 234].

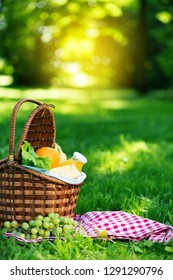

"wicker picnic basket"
[0, 98, 84, 225]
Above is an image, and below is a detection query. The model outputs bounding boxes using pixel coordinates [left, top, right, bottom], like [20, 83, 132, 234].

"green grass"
[0, 87, 173, 260]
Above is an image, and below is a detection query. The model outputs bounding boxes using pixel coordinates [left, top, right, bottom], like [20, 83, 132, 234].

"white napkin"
[22, 165, 86, 185]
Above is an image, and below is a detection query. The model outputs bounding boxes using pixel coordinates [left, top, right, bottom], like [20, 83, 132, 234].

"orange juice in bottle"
[60, 152, 87, 171]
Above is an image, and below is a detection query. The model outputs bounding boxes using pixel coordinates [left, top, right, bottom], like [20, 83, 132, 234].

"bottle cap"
[73, 152, 87, 164]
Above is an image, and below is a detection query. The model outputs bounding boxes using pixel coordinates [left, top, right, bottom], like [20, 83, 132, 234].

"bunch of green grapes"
[2, 212, 78, 240]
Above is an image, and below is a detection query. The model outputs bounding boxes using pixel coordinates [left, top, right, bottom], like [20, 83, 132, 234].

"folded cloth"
[74, 211, 173, 243]
[21, 165, 86, 185]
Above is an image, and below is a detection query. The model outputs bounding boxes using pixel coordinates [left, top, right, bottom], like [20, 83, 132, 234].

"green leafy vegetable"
[21, 141, 51, 170]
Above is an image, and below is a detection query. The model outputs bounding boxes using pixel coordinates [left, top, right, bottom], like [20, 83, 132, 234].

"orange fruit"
[36, 147, 60, 169]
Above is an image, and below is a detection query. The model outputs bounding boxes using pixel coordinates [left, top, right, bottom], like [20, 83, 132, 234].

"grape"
[38, 229, 45, 237]
[19, 233, 25, 239]
[43, 217, 51, 223]
[36, 215, 44, 221]
[69, 224, 75, 231]
[49, 222, 54, 229]
[48, 212, 55, 219]
[25, 233, 31, 240]
[2, 211, 79, 241]
[31, 234, 37, 240]
[63, 224, 70, 232]
[29, 220, 35, 228]
[63, 224, 74, 233]
[59, 216, 65, 223]
[44, 230, 50, 238]
[68, 218, 75, 224]
[4, 221, 11, 229]
[53, 217, 60, 226]
[31, 228, 38, 235]
[21, 222, 29, 231]
[37, 236, 43, 239]
[54, 213, 60, 218]
[43, 222, 50, 229]
[55, 227, 63, 235]
[11, 220, 18, 228]
[64, 217, 71, 224]
[73, 220, 78, 227]
[35, 219, 42, 227]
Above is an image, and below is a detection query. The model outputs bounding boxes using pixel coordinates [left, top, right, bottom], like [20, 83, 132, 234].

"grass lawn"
[0, 87, 173, 260]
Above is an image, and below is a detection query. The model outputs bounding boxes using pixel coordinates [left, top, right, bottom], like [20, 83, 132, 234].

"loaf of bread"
[50, 164, 81, 179]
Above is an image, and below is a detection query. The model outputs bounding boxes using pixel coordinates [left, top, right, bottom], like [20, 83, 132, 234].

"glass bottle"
[59, 152, 87, 171]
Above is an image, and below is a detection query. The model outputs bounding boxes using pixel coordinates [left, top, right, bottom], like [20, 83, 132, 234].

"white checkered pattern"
[74, 211, 173, 243]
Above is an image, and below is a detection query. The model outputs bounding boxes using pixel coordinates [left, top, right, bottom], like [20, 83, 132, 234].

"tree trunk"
[136, 0, 148, 93]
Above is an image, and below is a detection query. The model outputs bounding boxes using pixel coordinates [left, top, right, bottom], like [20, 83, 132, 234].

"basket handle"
[8, 98, 43, 161]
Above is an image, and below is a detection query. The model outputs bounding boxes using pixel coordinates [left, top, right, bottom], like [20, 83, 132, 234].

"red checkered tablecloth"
[74, 211, 173, 243]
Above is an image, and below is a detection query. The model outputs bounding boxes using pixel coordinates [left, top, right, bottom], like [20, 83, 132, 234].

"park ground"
[0, 87, 173, 260]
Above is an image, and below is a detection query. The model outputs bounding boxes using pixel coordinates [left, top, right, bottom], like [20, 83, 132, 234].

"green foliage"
[0, 0, 173, 90]
[0, 88, 173, 259]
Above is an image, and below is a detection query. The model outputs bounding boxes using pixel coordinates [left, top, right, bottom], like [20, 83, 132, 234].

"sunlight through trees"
[0, 0, 173, 90]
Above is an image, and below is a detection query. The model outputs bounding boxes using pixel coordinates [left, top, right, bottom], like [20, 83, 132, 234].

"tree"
[0, 0, 173, 90]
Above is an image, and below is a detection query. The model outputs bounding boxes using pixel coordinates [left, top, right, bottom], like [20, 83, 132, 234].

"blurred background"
[0, 0, 173, 92]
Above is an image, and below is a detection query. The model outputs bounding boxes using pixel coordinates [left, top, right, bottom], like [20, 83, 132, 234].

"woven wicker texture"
[0, 99, 83, 225]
